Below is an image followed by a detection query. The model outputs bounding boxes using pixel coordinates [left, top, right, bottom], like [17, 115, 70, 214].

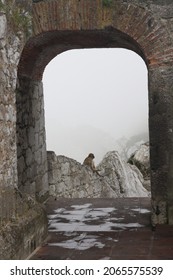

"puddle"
[71, 204, 92, 209]
[110, 217, 124, 221]
[131, 208, 151, 214]
[110, 222, 144, 230]
[47, 203, 148, 252]
[48, 203, 145, 233]
[107, 237, 119, 242]
[48, 234, 105, 250]
[54, 208, 66, 213]
[84, 219, 105, 225]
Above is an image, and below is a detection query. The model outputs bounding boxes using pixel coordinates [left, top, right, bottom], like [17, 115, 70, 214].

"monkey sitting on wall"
[83, 153, 101, 176]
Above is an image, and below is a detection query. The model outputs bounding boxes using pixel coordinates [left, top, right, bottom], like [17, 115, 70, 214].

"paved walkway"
[30, 197, 173, 260]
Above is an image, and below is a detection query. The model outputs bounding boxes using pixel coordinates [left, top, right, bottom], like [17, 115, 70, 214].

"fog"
[43, 48, 148, 164]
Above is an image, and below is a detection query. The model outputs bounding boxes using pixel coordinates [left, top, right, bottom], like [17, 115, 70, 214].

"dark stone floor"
[30, 197, 173, 260]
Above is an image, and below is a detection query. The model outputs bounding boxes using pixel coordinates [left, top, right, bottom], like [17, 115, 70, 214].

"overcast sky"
[43, 48, 148, 163]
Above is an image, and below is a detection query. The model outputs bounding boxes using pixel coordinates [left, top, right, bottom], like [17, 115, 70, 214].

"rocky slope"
[47, 150, 150, 198]
[128, 142, 150, 191]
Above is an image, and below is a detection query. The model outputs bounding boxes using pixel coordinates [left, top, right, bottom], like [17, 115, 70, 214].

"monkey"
[83, 153, 102, 176]
[83, 153, 96, 171]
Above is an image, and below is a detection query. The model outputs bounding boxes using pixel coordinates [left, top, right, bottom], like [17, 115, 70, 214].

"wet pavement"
[30, 197, 173, 260]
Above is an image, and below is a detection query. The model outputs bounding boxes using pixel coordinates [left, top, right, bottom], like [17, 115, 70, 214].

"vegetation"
[102, 0, 113, 7]
[0, 0, 32, 38]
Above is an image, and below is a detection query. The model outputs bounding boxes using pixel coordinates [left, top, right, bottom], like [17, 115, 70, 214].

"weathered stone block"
[0, 15, 7, 39]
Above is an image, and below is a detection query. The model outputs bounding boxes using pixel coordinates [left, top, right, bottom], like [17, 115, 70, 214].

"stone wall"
[47, 151, 149, 199]
[0, 0, 48, 260]
[16, 79, 49, 199]
[0, 195, 47, 260]
[0, 1, 25, 235]
[0, 1, 20, 218]
[47, 152, 115, 198]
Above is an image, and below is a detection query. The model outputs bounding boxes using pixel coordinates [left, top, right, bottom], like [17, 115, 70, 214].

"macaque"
[83, 153, 101, 176]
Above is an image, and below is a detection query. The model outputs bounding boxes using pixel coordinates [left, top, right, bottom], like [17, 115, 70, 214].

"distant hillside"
[115, 132, 149, 160]
[46, 123, 149, 164]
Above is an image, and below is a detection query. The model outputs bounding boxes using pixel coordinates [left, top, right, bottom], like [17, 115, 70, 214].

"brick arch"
[18, 28, 147, 81]
[18, 0, 173, 80]
[16, 0, 173, 224]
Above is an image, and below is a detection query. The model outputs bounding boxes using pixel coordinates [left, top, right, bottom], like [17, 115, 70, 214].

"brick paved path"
[30, 197, 173, 260]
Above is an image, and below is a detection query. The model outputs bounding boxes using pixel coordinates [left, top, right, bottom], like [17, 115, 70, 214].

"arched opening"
[43, 48, 150, 199]
[43, 48, 148, 163]
[2, 0, 173, 261]
[17, 29, 148, 202]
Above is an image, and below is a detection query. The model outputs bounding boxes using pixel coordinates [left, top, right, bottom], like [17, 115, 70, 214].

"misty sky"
[43, 48, 148, 164]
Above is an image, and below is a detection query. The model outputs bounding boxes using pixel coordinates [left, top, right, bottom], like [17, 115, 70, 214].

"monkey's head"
[88, 153, 95, 159]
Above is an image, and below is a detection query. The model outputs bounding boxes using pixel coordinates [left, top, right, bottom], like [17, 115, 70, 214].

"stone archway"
[17, 0, 173, 225]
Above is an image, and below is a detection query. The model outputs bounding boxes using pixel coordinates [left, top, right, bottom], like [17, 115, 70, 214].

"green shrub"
[102, 0, 112, 7]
